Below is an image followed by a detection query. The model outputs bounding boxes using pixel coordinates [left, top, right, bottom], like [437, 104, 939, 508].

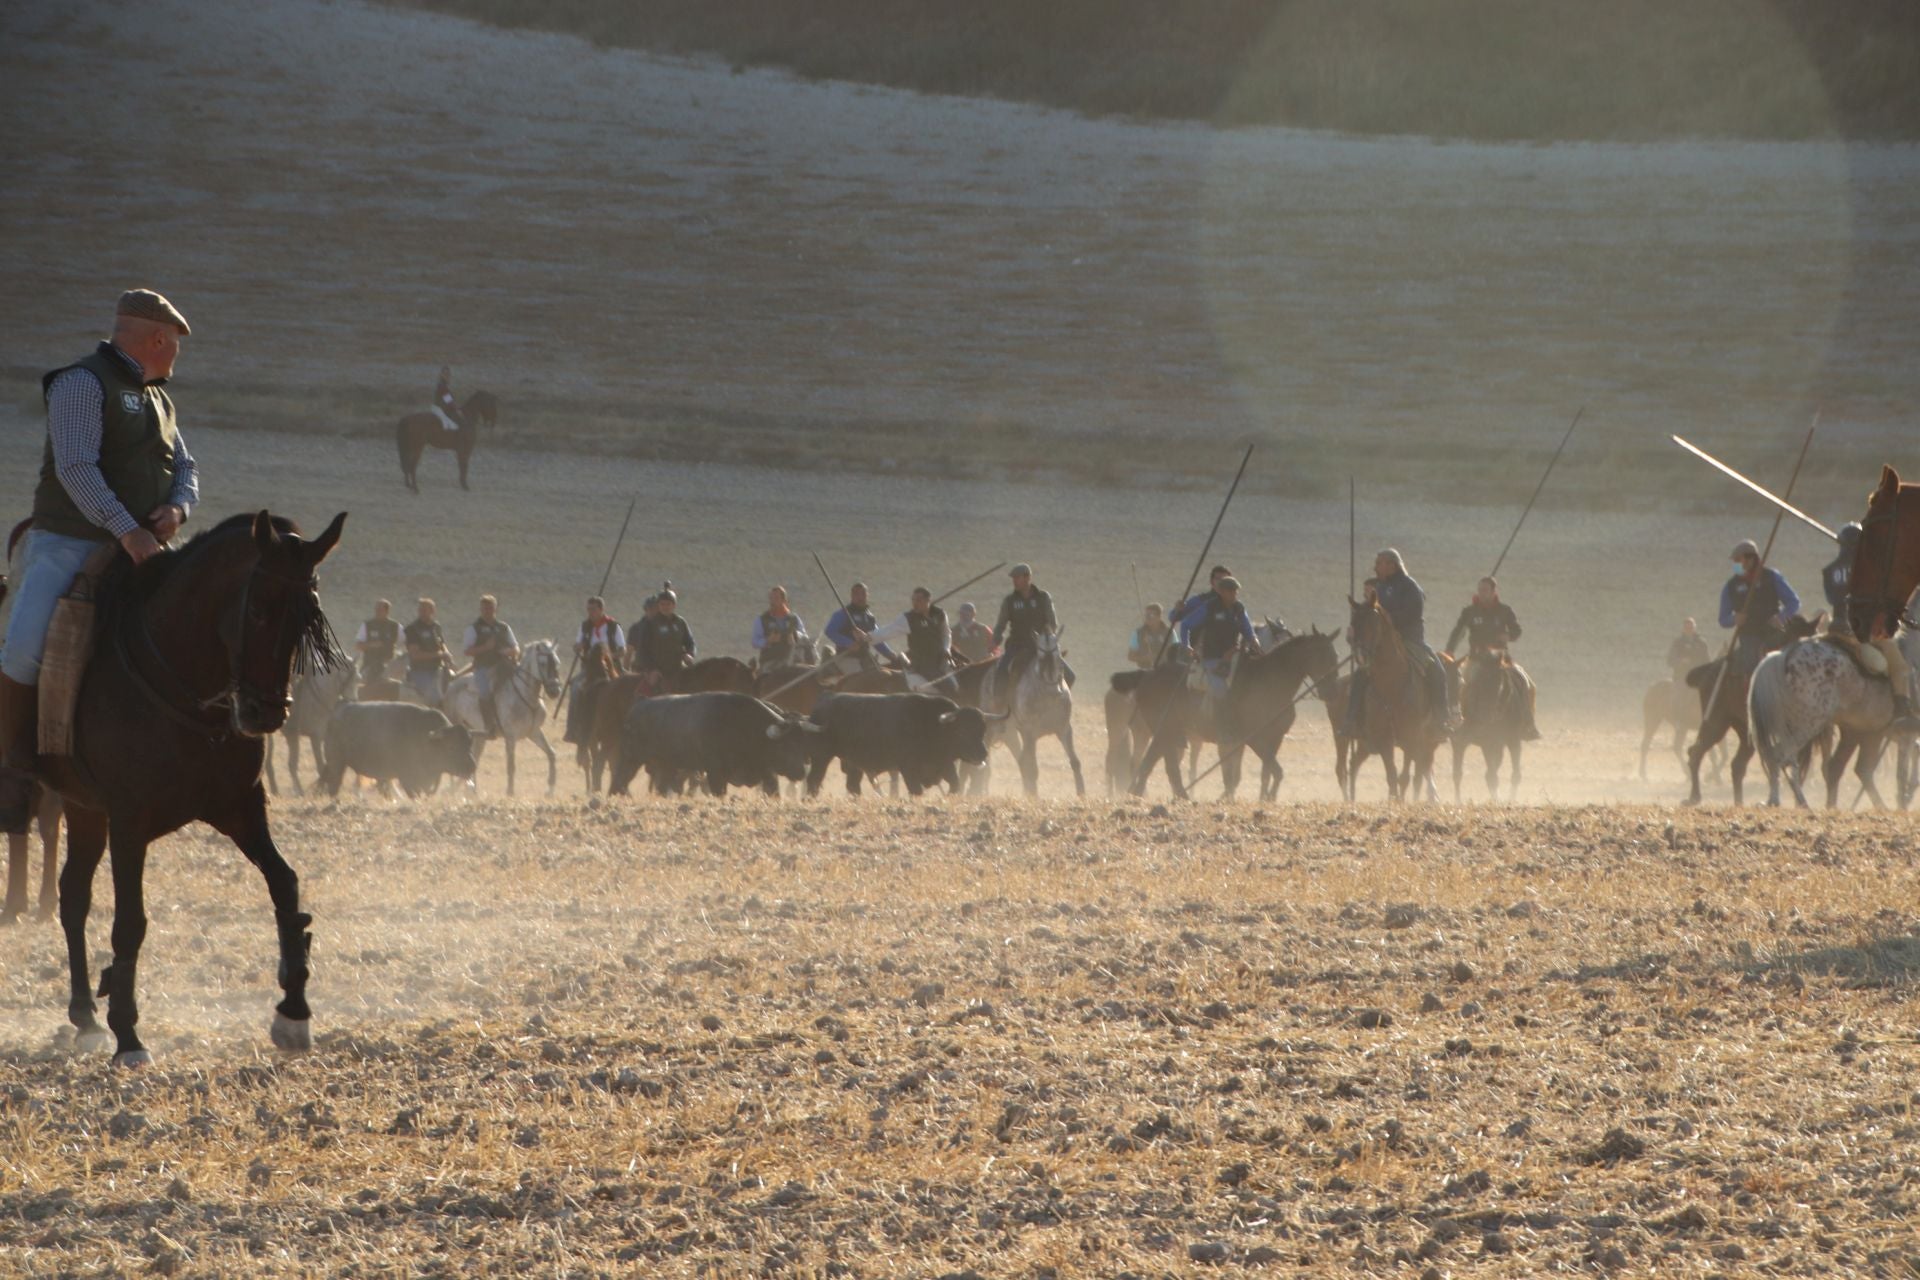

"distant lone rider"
[1719, 539, 1799, 678]
[404, 598, 449, 706]
[1, 289, 198, 829]
[752, 586, 808, 670]
[432, 365, 462, 432]
[356, 599, 401, 683]
[464, 595, 519, 737]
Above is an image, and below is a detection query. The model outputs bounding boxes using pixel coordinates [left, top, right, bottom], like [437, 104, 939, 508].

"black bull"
[804, 693, 997, 797]
[611, 692, 820, 797]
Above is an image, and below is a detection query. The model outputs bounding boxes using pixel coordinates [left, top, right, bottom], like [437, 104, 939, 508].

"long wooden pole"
[1488, 406, 1583, 581]
[556, 495, 638, 708]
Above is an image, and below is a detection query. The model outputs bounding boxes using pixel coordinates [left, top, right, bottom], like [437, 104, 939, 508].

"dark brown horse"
[398, 390, 496, 493]
[1347, 597, 1448, 802]
[42, 511, 345, 1065]
[1682, 614, 1818, 806]
[1450, 652, 1532, 802]
[577, 656, 756, 791]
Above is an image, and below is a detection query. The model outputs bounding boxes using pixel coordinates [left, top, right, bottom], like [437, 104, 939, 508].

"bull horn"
[799, 720, 827, 733]
[765, 723, 791, 739]
[938, 710, 959, 724]
[982, 710, 1010, 721]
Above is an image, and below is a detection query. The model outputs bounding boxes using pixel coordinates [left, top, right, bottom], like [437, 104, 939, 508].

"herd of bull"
[305, 687, 1000, 801]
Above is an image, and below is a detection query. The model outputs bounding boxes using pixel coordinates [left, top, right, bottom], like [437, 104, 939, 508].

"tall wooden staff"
[556, 496, 638, 708]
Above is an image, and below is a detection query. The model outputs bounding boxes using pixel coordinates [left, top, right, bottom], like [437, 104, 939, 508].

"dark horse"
[1450, 652, 1533, 801]
[1110, 630, 1341, 801]
[1347, 597, 1449, 802]
[41, 511, 345, 1065]
[576, 657, 756, 792]
[1682, 614, 1817, 806]
[398, 390, 496, 493]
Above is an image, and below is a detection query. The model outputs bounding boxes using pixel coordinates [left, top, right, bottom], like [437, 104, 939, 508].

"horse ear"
[252, 509, 276, 551]
[308, 512, 347, 564]
[1878, 464, 1901, 496]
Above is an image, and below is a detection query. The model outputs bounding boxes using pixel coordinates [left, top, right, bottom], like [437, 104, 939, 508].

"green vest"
[34, 344, 178, 542]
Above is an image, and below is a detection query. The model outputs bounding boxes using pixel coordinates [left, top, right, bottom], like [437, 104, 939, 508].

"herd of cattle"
[286, 674, 998, 803]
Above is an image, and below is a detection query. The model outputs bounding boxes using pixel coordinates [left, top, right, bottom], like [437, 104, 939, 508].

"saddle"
[39, 541, 123, 756]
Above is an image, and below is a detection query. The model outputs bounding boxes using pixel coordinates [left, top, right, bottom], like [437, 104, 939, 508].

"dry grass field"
[1, 803, 1918, 1276]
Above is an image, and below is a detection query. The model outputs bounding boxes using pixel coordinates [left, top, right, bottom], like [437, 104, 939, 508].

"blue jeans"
[2, 529, 106, 685]
[406, 667, 443, 705]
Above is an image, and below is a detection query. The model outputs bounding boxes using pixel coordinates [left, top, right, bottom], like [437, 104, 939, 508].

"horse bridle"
[123, 562, 320, 739]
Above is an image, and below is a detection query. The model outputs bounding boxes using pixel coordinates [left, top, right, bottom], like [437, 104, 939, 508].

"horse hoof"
[74, 1027, 110, 1054]
[113, 1049, 153, 1069]
[271, 1014, 312, 1054]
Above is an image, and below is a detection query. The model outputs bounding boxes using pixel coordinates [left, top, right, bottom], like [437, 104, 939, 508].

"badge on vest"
[120, 390, 143, 414]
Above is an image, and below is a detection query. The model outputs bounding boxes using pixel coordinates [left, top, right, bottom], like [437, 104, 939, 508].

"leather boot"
[1891, 693, 1920, 736]
[0, 675, 40, 833]
[480, 692, 501, 739]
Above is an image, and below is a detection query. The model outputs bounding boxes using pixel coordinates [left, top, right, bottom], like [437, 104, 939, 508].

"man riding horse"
[1720, 539, 1800, 679]
[1818, 520, 1920, 732]
[403, 598, 451, 706]
[951, 602, 995, 664]
[1190, 576, 1256, 738]
[824, 582, 897, 676]
[432, 365, 463, 432]
[563, 595, 625, 745]
[1342, 549, 1456, 742]
[632, 588, 696, 691]
[463, 595, 519, 737]
[1, 289, 199, 830]
[900, 587, 954, 687]
[1443, 575, 1540, 740]
[1171, 565, 1233, 655]
[1128, 603, 1171, 669]
[1667, 616, 1709, 683]
[989, 563, 1073, 713]
[751, 586, 808, 670]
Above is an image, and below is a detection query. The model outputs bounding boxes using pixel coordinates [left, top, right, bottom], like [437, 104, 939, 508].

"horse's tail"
[1746, 651, 1789, 772]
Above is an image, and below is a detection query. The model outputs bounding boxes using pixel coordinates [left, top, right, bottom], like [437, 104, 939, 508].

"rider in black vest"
[903, 587, 953, 684]
[754, 586, 806, 669]
[990, 563, 1073, 709]
[465, 596, 518, 736]
[357, 600, 401, 682]
[403, 601, 449, 706]
[634, 590, 696, 684]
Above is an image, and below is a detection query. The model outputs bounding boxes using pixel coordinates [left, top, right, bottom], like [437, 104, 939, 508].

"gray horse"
[1748, 630, 1916, 808]
[445, 640, 563, 795]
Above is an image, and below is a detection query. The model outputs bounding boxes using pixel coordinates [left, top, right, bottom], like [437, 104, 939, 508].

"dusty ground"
[0, 803, 1917, 1277]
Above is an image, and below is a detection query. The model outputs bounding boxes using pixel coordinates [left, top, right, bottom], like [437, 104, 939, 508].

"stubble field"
[1, 803, 1918, 1276]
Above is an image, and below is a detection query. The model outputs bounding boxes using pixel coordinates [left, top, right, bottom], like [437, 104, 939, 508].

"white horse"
[445, 640, 563, 795]
[1748, 630, 1917, 808]
[985, 631, 1085, 797]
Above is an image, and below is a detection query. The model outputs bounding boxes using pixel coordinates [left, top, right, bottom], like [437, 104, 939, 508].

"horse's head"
[231, 510, 347, 736]
[1254, 615, 1292, 653]
[793, 635, 819, 667]
[1286, 628, 1343, 701]
[1030, 631, 1067, 688]
[527, 640, 563, 699]
[1346, 596, 1379, 655]
[1849, 465, 1920, 638]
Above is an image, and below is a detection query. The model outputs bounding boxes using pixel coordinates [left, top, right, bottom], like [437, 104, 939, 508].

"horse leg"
[32, 794, 59, 921]
[1381, 743, 1400, 802]
[1729, 731, 1752, 806]
[209, 785, 313, 1053]
[1485, 743, 1501, 800]
[503, 735, 517, 797]
[528, 727, 558, 795]
[264, 734, 279, 797]
[1450, 738, 1465, 803]
[287, 733, 305, 797]
[2, 831, 25, 925]
[1018, 735, 1040, 797]
[1858, 739, 1888, 811]
[99, 818, 153, 1065]
[457, 442, 472, 491]
[1060, 724, 1086, 797]
[60, 809, 108, 1049]
[1682, 724, 1716, 806]
[1508, 739, 1522, 801]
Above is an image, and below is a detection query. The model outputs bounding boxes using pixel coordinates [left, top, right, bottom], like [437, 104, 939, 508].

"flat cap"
[1009, 563, 1032, 577]
[1730, 539, 1759, 561]
[117, 288, 189, 334]
[1216, 576, 1241, 592]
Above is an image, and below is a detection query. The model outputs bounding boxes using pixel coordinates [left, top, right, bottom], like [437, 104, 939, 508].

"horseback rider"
[1342, 549, 1457, 740]
[403, 598, 450, 706]
[356, 599, 401, 683]
[951, 602, 996, 664]
[1129, 603, 1171, 669]
[1667, 616, 1709, 682]
[752, 585, 808, 670]
[563, 595, 624, 745]
[1, 289, 198, 829]
[633, 588, 696, 690]
[824, 582, 897, 674]
[432, 365, 463, 432]
[1720, 539, 1799, 678]
[989, 563, 1073, 710]
[900, 587, 954, 687]
[1814, 523, 1920, 732]
[1443, 576, 1540, 740]
[1171, 565, 1233, 653]
[1191, 577, 1255, 736]
[464, 595, 520, 737]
